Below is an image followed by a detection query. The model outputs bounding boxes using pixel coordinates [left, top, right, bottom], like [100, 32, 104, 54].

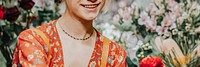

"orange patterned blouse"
[12, 20, 127, 67]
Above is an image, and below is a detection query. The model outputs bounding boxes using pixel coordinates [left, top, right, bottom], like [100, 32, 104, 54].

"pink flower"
[149, 3, 159, 15]
[122, 7, 132, 20]
[118, 0, 127, 8]
[156, 26, 168, 35]
[131, 2, 137, 9]
[161, 13, 176, 28]
[169, 23, 176, 30]
[138, 11, 150, 25]
[144, 16, 157, 32]
[118, 7, 132, 23]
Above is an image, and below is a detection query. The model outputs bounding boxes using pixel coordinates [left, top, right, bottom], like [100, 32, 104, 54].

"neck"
[58, 10, 94, 38]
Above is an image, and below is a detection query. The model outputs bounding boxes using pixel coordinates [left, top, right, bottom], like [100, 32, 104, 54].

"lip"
[80, 2, 101, 11]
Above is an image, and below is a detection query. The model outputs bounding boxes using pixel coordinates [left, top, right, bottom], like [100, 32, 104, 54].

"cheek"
[100, 0, 106, 9]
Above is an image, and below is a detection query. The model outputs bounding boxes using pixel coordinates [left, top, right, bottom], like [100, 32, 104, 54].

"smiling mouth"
[80, 3, 101, 9]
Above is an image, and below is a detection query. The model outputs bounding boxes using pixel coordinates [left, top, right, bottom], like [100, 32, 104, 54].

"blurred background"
[0, 0, 200, 67]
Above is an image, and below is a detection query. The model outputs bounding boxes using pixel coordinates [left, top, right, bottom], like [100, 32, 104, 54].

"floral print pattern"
[12, 20, 127, 67]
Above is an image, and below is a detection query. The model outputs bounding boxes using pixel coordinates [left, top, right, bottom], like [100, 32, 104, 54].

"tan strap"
[100, 36, 110, 67]
[32, 28, 50, 46]
[31, 28, 51, 63]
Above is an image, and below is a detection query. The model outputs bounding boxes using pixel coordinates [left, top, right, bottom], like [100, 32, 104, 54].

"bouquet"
[112, 0, 200, 66]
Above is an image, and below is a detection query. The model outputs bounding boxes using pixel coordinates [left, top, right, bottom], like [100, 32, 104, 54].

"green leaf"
[0, 51, 7, 67]
[126, 56, 138, 67]
[143, 34, 154, 43]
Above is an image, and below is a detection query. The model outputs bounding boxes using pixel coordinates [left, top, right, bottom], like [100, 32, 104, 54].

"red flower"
[4, 6, 21, 21]
[0, 6, 4, 19]
[18, 0, 35, 10]
[140, 56, 164, 67]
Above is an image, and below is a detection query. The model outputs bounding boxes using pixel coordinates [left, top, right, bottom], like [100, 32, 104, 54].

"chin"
[82, 14, 98, 21]
[84, 17, 96, 21]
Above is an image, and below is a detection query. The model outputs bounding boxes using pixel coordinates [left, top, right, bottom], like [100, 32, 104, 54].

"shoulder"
[106, 37, 127, 57]
[101, 36, 127, 66]
[18, 20, 56, 40]
[100, 35, 126, 55]
[97, 32, 127, 56]
[17, 20, 56, 48]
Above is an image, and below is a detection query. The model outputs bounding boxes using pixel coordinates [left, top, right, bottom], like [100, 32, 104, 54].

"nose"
[88, 0, 97, 3]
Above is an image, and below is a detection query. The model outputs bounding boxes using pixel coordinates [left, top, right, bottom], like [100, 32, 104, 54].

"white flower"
[172, 29, 178, 35]
[182, 12, 189, 19]
[195, 26, 200, 33]
[137, 40, 144, 46]
[137, 54, 141, 57]
[140, 52, 144, 54]
[185, 24, 191, 31]
[125, 32, 138, 48]
[113, 14, 120, 24]
[178, 31, 184, 37]
[145, 43, 150, 46]
[189, 2, 199, 11]
[141, 55, 145, 58]
[191, 9, 200, 17]
[148, 46, 152, 49]
[102, 23, 118, 40]
[118, 8, 124, 17]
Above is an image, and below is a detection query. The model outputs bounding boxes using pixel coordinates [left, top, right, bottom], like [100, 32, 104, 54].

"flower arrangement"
[112, 0, 200, 66]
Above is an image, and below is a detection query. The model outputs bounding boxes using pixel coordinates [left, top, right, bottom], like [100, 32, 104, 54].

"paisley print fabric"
[12, 20, 127, 67]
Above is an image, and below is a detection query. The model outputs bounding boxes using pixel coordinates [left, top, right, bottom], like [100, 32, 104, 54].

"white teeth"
[84, 5, 96, 8]
[81, 3, 100, 9]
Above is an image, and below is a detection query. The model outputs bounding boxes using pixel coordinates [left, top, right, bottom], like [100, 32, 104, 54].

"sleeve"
[12, 30, 49, 67]
[117, 45, 127, 67]
[110, 42, 127, 67]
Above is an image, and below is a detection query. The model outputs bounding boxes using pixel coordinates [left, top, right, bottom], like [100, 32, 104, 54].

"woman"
[12, 0, 127, 67]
